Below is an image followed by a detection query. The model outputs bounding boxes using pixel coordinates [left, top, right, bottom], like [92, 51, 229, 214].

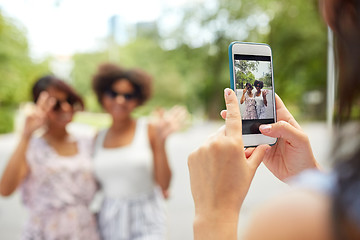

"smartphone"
[228, 42, 277, 147]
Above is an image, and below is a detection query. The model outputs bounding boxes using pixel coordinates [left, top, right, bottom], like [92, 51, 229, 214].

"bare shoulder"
[244, 190, 332, 240]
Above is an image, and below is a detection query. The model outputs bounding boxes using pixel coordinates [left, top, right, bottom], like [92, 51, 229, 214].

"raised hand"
[0, 91, 56, 196]
[23, 91, 55, 138]
[149, 105, 188, 142]
[262, 90, 267, 98]
[262, 90, 268, 106]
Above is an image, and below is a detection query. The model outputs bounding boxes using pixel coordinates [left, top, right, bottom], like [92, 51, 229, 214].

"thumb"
[224, 88, 242, 137]
[248, 144, 270, 169]
[259, 121, 307, 147]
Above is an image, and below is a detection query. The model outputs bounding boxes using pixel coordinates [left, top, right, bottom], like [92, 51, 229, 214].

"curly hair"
[245, 82, 253, 89]
[254, 80, 264, 89]
[92, 63, 152, 106]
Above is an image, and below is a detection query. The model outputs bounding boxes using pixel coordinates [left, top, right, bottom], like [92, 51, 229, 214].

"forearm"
[152, 141, 172, 191]
[0, 135, 30, 196]
[240, 94, 245, 104]
[194, 212, 239, 240]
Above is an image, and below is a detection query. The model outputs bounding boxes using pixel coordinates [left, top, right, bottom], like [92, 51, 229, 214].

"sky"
[252, 61, 271, 79]
[235, 60, 271, 80]
[0, 0, 191, 59]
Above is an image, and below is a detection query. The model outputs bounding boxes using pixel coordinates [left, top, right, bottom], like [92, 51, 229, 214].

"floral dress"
[243, 92, 258, 120]
[20, 136, 100, 240]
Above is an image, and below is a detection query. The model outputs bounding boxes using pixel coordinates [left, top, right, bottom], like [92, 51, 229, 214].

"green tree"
[235, 60, 259, 74]
[159, 0, 327, 120]
[266, 0, 327, 119]
[72, 0, 327, 120]
[0, 11, 49, 133]
[235, 60, 258, 88]
[259, 72, 272, 88]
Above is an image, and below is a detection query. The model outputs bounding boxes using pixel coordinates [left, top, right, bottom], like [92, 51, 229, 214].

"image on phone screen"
[234, 54, 275, 134]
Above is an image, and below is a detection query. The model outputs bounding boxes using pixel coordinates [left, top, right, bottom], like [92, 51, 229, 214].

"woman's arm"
[0, 134, 31, 196]
[149, 124, 172, 198]
[0, 92, 55, 196]
[240, 89, 246, 104]
[193, 214, 239, 240]
[262, 90, 268, 107]
[148, 106, 188, 198]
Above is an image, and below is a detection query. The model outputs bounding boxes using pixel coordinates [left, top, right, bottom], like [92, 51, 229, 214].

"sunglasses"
[105, 89, 138, 101]
[53, 97, 76, 111]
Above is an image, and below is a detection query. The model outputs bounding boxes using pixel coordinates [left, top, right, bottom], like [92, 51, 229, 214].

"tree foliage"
[0, 11, 49, 133]
[259, 72, 272, 88]
[235, 60, 259, 74]
[1, 0, 328, 135]
[235, 60, 258, 89]
[70, 0, 327, 120]
[158, 0, 328, 119]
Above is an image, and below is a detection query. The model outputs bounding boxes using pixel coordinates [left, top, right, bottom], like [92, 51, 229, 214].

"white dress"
[93, 118, 166, 240]
[254, 91, 266, 119]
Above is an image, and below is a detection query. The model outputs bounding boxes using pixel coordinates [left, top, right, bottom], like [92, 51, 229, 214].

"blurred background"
[0, 0, 330, 239]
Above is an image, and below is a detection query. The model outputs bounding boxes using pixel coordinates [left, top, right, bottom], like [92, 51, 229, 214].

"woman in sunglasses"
[92, 63, 185, 240]
[0, 76, 100, 240]
[240, 82, 257, 120]
[254, 80, 268, 119]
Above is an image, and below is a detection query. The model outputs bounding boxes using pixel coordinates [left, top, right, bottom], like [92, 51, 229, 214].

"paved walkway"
[0, 121, 332, 239]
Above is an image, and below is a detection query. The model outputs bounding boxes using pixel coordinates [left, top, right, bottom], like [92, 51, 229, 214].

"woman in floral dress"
[0, 76, 100, 240]
[240, 83, 258, 119]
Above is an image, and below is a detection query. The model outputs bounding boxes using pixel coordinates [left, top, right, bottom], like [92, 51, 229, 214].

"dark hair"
[254, 80, 264, 89]
[92, 63, 152, 106]
[330, 0, 360, 122]
[327, 1, 360, 239]
[245, 83, 253, 89]
[32, 75, 84, 110]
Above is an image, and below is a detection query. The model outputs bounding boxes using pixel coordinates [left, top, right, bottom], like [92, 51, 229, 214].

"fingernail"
[259, 124, 271, 133]
[224, 88, 231, 97]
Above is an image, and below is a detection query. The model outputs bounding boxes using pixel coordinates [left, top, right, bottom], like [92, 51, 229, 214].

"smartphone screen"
[234, 54, 275, 134]
[229, 42, 277, 147]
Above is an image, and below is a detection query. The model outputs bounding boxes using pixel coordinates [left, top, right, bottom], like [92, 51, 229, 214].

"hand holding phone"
[188, 89, 270, 238]
[228, 42, 277, 147]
